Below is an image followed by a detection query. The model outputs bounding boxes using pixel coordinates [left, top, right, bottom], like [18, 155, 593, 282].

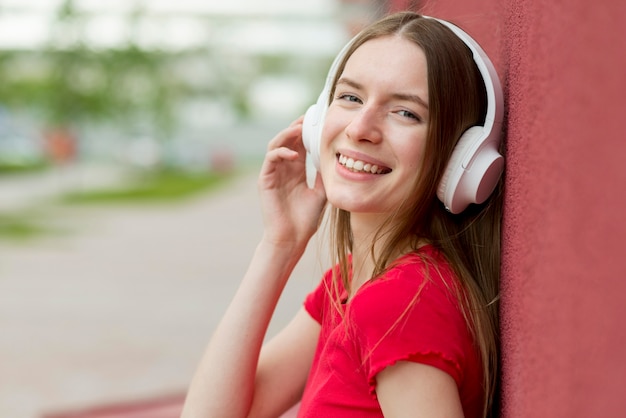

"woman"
[181, 11, 504, 418]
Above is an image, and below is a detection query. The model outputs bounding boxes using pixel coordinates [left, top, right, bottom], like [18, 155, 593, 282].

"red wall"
[390, 0, 626, 416]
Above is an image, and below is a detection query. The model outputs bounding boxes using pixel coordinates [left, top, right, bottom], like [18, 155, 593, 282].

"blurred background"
[0, 0, 389, 417]
[0, 0, 386, 179]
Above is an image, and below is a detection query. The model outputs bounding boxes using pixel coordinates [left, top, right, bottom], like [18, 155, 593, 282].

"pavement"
[0, 165, 325, 418]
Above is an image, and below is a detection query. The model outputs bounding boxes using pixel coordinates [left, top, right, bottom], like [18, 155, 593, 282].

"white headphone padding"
[437, 126, 503, 214]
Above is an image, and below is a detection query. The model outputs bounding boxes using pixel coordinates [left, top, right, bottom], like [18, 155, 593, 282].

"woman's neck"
[348, 212, 425, 296]
[349, 212, 395, 295]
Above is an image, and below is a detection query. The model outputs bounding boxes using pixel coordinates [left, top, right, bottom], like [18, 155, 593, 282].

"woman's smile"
[336, 152, 392, 175]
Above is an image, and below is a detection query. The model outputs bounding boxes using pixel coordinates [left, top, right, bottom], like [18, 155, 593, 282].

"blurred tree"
[0, 0, 336, 164]
[43, 0, 180, 134]
[0, 0, 181, 160]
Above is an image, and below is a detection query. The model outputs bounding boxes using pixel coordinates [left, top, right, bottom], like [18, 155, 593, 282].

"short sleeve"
[303, 270, 333, 324]
[346, 257, 472, 397]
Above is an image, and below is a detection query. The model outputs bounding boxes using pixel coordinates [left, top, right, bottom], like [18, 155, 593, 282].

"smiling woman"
[181, 10, 504, 418]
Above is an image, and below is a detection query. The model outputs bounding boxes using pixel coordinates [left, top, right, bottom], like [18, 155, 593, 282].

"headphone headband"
[426, 17, 504, 155]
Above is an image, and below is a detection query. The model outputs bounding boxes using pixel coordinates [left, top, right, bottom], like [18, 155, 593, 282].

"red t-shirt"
[299, 246, 484, 418]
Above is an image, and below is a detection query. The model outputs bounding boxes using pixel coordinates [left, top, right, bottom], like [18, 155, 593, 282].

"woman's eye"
[338, 94, 362, 103]
[397, 109, 421, 122]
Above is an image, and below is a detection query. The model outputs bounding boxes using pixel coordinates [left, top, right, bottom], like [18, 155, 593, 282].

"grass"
[0, 168, 235, 241]
[60, 169, 232, 204]
[0, 161, 49, 174]
[0, 213, 51, 241]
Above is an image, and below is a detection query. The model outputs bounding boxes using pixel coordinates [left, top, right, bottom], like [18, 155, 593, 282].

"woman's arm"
[181, 246, 319, 418]
[180, 118, 326, 418]
[376, 361, 464, 418]
[250, 307, 320, 416]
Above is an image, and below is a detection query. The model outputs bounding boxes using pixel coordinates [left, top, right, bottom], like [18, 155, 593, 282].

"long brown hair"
[326, 12, 503, 417]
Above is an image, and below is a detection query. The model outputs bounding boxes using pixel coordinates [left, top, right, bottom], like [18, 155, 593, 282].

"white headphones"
[302, 16, 504, 214]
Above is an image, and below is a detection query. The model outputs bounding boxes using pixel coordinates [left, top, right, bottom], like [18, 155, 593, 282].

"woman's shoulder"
[346, 245, 475, 376]
[350, 245, 464, 320]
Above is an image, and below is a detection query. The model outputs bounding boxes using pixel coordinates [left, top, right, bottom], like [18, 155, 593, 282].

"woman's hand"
[258, 116, 326, 252]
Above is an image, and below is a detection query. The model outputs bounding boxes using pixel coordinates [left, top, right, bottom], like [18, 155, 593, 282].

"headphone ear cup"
[437, 127, 481, 209]
[437, 126, 503, 214]
[302, 103, 322, 170]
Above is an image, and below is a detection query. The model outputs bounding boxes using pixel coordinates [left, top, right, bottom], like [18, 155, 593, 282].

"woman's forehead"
[341, 36, 428, 99]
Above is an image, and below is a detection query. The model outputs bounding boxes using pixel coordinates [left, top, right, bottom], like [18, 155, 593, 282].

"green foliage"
[61, 169, 231, 204]
[258, 54, 290, 73]
[0, 0, 180, 134]
[0, 161, 49, 174]
[0, 169, 233, 241]
[0, 0, 331, 132]
[0, 213, 51, 241]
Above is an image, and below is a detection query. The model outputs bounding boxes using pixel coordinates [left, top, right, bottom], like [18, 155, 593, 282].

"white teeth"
[337, 154, 387, 174]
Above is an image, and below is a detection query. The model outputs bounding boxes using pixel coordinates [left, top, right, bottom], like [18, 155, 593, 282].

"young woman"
[181, 11, 504, 418]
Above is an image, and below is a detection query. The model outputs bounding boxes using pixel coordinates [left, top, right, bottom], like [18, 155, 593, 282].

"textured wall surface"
[390, 0, 626, 416]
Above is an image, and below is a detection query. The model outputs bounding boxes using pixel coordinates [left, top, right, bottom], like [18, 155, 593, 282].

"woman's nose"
[344, 104, 383, 144]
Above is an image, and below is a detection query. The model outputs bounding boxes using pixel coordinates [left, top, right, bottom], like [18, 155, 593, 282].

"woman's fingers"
[263, 147, 300, 171]
[265, 146, 299, 163]
[259, 146, 303, 191]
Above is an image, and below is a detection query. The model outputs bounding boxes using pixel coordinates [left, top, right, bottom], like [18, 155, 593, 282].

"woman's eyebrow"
[336, 77, 362, 90]
[391, 92, 429, 110]
[336, 77, 429, 110]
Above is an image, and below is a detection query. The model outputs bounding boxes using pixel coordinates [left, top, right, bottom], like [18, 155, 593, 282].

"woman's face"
[320, 35, 430, 217]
